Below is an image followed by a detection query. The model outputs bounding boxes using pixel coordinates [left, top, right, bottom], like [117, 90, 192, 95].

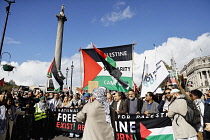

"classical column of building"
[201, 71, 205, 87]
[206, 70, 210, 87]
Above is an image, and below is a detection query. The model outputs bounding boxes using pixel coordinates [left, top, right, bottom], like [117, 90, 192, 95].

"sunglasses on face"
[165, 92, 171, 94]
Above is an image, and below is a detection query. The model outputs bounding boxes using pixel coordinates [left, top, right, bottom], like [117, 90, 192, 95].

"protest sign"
[141, 60, 169, 97]
[88, 81, 98, 93]
[56, 108, 174, 140]
[55, 108, 84, 133]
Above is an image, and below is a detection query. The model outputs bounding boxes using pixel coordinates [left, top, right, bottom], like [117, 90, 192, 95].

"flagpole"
[140, 56, 146, 96]
[79, 48, 82, 92]
[132, 43, 135, 87]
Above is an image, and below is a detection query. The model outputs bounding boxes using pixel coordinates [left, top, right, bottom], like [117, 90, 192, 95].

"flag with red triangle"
[46, 58, 64, 88]
[140, 116, 174, 140]
[47, 59, 55, 78]
[81, 50, 102, 88]
[81, 44, 133, 92]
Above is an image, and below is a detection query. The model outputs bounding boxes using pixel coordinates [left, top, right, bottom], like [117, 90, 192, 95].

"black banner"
[82, 44, 133, 62]
[55, 108, 84, 133]
[55, 108, 174, 140]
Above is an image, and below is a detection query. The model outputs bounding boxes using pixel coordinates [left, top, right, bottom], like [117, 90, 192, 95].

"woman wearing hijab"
[76, 87, 115, 140]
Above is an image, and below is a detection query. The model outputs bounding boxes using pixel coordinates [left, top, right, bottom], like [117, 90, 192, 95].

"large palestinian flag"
[116, 114, 175, 140]
[81, 44, 133, 92]
[140, 117, 174, 140]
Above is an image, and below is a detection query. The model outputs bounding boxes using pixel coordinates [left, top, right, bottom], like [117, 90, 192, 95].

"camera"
[19, 86, 29, 91]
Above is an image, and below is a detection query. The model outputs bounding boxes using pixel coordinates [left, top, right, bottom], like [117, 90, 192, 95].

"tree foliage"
[1, 80, 18, 93]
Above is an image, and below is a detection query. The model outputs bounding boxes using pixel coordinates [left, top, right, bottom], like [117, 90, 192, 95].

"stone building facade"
[180, 55, 210, 93]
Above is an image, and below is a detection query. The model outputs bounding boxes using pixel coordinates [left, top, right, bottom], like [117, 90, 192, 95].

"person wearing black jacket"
[204, 102, 210, 140]
[126, 90, 143, 114]
[17, 90, 39, 139]
[158, 88, 172, 113]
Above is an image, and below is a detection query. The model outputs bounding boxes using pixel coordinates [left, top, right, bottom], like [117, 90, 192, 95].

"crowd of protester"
[0, 83, 210, 140]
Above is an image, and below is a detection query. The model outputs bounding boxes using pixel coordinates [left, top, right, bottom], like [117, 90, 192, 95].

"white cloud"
[132, 33, 210, 85]
[0, 53, 82, 89]
[86, 43, 92, 49]
[1, 33, 210, 89]
[100, 5, 135, 26]
[114, 1, 126, 9]
[4, 37, 21, 44]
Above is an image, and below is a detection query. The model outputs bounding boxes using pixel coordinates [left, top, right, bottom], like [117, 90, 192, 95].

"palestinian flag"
[92, 44, 121, 79]
[81, 50, 102, 88]
[47, 59, 54, 78]
[0, 78, 4, 87]
[47, 58, 64, 88]
[81, 44, 133, 92]
[93, 44, 131, 90]
[140, 117, 174, 140]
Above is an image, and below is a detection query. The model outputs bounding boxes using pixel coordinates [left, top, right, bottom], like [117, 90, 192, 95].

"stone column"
[54, 5, 67, 71]
[201, 71, 206, 87]
[197, 71, 201, 88]
[206, 70, 210, 86]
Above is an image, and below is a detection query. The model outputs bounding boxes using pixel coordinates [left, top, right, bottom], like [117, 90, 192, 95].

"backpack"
[178, 98, 201, 126]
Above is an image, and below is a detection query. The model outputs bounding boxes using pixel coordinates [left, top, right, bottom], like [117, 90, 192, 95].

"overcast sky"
[0, 0, 210, 88]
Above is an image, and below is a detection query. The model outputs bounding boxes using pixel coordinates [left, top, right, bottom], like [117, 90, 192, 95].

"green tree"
[2, 80, 18, 93]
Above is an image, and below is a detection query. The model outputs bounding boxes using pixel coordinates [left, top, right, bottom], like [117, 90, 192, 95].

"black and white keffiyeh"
[92, 87, 111, 125]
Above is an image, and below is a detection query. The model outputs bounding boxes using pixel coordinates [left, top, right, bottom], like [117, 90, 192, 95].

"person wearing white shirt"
[48, 93, 62, 112]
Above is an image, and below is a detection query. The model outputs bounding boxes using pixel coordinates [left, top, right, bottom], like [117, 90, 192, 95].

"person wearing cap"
[81, 92, 90, 106]
[168, 89, 197, 140]
[76, 87, 115, 140]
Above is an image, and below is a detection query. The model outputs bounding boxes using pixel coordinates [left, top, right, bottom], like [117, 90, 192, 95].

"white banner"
[141, 60, 169, 97]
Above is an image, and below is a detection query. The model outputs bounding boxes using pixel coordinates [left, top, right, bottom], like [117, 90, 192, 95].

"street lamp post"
[0, 0, 15, 64]
[70, 61, 74, 93]
[66, 67, 69, 85]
